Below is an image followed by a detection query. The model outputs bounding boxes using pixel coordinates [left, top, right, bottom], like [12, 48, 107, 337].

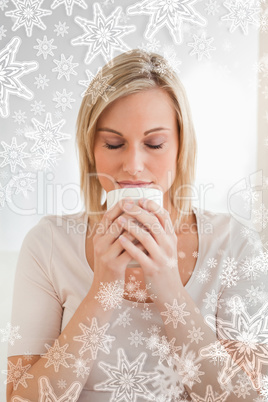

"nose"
[122, 146, 144, 176]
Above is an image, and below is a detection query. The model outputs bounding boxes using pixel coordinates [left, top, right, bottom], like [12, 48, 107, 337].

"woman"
[6, 50, 267, 401]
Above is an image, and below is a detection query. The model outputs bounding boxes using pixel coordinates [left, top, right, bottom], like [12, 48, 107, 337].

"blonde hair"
[76, 49, 197, 226]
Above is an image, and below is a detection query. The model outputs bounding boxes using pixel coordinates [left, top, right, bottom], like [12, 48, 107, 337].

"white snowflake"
[0, 137, 30, 173]
[94, 280, 125, 310]
[191, 385, 229, 402]
[258, 13, 268, 33]
[30, 100, 45, 116]
[0, 37, 37, 118]
[233, 380, 252, 398]
[95, 348, 158, 401]
[205, 0, 220, 15]
[162, 44, 182, 73]
[8, 171, 36, 197]
[78, 67, 116, 105]
[70, 357, 91, 378]
[115, 310, 133, 328]
[128, 330, 145, 347]
[42, 339, 74, 372]
[160, 299, 190, 328]
[57, 379, 67, 389]
[0, 25, 7, 40]
[206, 297, 268, 388]
[246, 284, 265, 306]
[30, 148, 59, 171]
[200, 340, 230, 366]
[3, 358, 33, 390]
[241, 256, 261, 280]
[221, 0, 260, 35]
[37, 376, 82, 402]
[207, 257, 218, 268]
[34, 35, 57, 59]
[196, 267, 212, 284]
[203, 289, 224, 312]
[0, 0, 9, 11]
[54, 21, 69, 37]
[71, 3, 136, 65]
[127, 0, 206, 45]
[73, 317, 115, 359]
[260, 374, 268, 398]
[25, 113, 71, 154]
[139, 38, 161, 53]
[151, 360, 185, 400]
[52, 54, 79, 81]
[144, 333, 161, 351]
[12, 110, 27, 125]
[176, 344, 204, 388]
[188, 32, 216, 61]
[34, 74, 50, 90]
[51, 0, 87, 16]
[0, 322, 21, 345]
[54, 110, 63, 120]
[5, 0, 52, 37]
[0, 183, 9, 207]
[187, 326, 204, 344]
[220, 257, 239, 288]
[253, 203, 268, 229]
[53, 89, 75, 112]
[23, 351, 33, 362]
[141, 307, 153, 320]
[152, 336, 181, 366]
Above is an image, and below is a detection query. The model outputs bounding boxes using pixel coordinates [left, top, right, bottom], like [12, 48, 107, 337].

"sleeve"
[213, 216, 268, 389]
[7, 218, 63, 357]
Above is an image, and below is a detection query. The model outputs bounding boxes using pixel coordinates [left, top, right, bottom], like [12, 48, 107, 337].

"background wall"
[1, 0, 267, 398]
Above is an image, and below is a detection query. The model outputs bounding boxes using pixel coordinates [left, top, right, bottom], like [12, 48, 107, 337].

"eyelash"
[103, 143, 164, 150]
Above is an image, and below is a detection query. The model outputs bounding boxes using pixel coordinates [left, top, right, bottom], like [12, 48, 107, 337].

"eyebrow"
[97, 127, 170, 137]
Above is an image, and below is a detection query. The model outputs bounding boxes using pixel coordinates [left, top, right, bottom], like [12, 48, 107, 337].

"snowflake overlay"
[94, 348, 158, 401]
[38, 376, 82, 402]
[221, 0, 260, 35]
[94, 280, 125, 310]
[52, 54, 79, 81]
[73, 317, 115, 359]
[0, 137, 30, 173]
[5, 0, 52, 37]
[51, 0, 87, 16]
[71, 3, 136, 65]
[42, 339, 74, 372]
[205, 296, 268, 389]
[0, 322, 21, 345]
[127, 0, 206, 45]
[3, 358, 33, 390]
[191, 384, 229, 402]
[79, 67, 116, 105]
[25, 113, 71, 154]
[160, 299, 190, 328]
[188, 32, 216, 61]
[34, 35, 57, 59]
[0, 36, 38, 118]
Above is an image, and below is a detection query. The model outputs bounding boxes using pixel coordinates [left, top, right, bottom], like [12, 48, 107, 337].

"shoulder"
[194, 206, 262, 257]
[22, 211, 88, 250]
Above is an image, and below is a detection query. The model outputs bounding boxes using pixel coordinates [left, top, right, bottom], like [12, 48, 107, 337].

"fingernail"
[118, 216, 127, 224]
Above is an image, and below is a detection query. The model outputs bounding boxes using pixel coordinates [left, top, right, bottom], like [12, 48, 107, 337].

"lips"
[117, 181, 152, 188]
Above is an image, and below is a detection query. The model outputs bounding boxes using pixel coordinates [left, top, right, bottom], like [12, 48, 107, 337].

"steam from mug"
[106, 187, 163, 268]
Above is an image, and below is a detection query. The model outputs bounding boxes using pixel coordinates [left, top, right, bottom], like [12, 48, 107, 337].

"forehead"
[96, 88, 176, 126]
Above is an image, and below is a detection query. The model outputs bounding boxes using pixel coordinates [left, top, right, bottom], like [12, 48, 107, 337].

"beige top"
[8, 208, 267, 401]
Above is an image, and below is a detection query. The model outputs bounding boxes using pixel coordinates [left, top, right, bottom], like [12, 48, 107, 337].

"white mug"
[106, 187, 163, 268]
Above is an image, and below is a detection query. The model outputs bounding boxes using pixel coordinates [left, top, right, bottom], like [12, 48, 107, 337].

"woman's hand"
[117, 198, 183, 303]
[89, 199, 146, 305]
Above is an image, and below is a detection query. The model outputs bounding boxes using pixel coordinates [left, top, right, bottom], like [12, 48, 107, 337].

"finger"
[138, 198, 175, 236]
[116, 238, 148, 267]
[95, 199, 133, 238]
[118, 233, 151, 268]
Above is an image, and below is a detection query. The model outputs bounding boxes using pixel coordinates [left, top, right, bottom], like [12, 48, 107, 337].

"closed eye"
[103, 143, 164, 150]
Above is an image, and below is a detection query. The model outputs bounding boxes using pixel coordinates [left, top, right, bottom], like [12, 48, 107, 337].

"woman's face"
[93, 87, 179, 209]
